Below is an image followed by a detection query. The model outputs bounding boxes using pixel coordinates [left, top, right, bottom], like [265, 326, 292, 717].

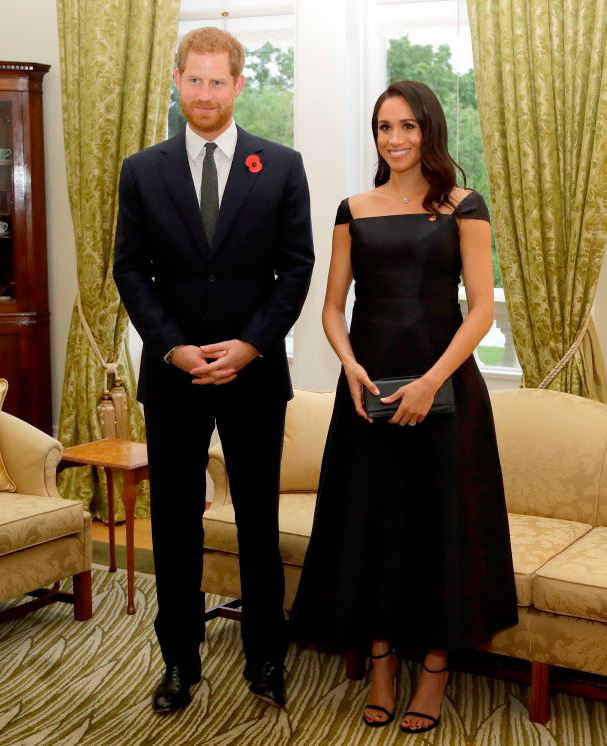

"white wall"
[290, 0, 350, 391]
[2, 0, 78, 433]
[594, 249, 607, 357]
[291, 0, 382, 391]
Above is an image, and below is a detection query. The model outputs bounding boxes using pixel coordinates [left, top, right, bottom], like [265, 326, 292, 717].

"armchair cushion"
[0, 494, 84, 557]
[0, 519, 90, 602]
[0, 379, 16, 492]
[508, 513, 592, 606]
[534, 527, 607, 624]
[204, 492, 316, 566]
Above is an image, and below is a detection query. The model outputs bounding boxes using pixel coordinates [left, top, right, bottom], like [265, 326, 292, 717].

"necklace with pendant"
[398, 189, 425, 205]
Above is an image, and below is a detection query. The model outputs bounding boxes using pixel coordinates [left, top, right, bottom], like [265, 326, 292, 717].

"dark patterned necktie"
[200, 142, 218, 245]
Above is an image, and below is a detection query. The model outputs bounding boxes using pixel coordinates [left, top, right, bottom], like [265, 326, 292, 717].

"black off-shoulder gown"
[289, 191, 518, 653]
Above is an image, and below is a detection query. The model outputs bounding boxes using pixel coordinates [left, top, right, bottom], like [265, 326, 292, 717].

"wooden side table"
[58, 439, 149, 614]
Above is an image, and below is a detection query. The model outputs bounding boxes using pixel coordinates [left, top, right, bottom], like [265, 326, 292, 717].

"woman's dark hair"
[372, 80, 465, 215]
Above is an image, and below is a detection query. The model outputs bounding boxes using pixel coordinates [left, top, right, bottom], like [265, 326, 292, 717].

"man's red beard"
[181, 98, 233, 135]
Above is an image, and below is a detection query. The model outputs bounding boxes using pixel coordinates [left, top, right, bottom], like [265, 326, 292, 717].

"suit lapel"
[211, 126, 264, 255]
[157, 130, 211, 261]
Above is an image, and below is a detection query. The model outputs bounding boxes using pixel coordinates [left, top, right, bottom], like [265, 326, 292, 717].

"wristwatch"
[163, 346, 179, 365]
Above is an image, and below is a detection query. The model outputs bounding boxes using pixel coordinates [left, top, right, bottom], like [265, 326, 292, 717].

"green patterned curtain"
[467, 0, 607, 401]
[56, 0, 180, 519]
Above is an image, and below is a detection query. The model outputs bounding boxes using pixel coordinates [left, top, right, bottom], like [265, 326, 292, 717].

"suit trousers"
[143, 371, 288, 672]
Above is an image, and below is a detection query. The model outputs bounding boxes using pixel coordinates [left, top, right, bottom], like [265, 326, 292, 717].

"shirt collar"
[185, 119, 238, 161]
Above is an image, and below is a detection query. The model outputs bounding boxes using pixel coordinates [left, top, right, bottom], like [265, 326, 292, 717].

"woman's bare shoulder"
[348, 189, 384, 217]
[448, 186, 474, 208]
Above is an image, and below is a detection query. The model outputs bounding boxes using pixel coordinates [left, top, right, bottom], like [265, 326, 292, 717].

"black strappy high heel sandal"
[362, 648, 401, 728]
[400, 661, 449, 734]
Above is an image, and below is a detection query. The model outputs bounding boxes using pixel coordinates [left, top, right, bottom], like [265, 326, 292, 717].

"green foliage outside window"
[387, 36, 502, 287]
[168, 42, 294, 147]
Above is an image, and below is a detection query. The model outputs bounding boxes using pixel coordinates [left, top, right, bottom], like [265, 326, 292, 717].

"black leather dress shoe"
[152, 663, 201, 713]
[247, 660, 286, 708]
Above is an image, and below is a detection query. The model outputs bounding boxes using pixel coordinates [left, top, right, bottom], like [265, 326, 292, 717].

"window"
[170, 4, 294, 144]
[170, 2, 295, 355]
[377, 0, 519, 372]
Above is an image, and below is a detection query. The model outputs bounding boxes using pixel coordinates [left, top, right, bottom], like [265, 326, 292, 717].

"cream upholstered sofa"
[203, 387, 607, 721]
[0, 411, 92, 622]
[484, 388, 607, 720]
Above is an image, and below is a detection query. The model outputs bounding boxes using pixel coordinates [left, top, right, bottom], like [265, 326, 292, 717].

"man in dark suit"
[113, 27, 314, 713]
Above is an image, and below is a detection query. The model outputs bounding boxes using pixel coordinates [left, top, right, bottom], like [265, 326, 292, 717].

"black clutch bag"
[362, 375, 455, 419]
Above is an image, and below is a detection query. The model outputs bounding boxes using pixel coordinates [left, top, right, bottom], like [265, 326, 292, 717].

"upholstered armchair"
[0, 411, 92, 622]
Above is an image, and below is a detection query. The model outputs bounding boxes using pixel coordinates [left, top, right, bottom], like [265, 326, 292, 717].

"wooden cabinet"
[0, 62, 51, 434]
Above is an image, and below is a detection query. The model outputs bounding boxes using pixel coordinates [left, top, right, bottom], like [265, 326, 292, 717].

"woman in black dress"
[289, 81, 518, 734]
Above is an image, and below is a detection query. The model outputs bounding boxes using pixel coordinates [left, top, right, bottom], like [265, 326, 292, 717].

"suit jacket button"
[208, 274, 216, 283]
[202, 312, 210, 320]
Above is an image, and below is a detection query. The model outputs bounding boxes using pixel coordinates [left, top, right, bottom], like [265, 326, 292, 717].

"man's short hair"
[176, 27, 245, 79]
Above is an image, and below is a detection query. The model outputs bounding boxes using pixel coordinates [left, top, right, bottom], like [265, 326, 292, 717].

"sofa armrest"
[207, 442, 232, 508]
[0, 411, 63, 498]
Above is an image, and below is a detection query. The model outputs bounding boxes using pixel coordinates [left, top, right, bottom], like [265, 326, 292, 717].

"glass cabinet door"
[0, 100, 15, 304]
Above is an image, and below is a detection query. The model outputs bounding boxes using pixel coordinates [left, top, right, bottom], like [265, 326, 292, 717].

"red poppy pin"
[245, 154, 263, 173]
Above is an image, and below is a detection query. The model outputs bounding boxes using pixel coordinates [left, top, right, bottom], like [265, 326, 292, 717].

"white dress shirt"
[185, 119, 237, 207]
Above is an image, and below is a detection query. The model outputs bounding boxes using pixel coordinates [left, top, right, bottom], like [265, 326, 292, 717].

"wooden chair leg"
[529, 661, 551, 723]
[105, 466, 117, 573]
[73, 570, 93, 621]
[122, 471, 137, 615]
[345, 648, 367, 680]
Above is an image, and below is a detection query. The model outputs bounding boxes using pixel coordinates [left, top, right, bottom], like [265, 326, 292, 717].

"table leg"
[122, 470, 137, 615]
[104, 467, 117, 573]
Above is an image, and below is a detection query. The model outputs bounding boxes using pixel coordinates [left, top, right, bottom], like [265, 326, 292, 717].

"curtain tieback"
[77, 292, 119, 389]
[77, 293, 128, 439]
[538, 314, 592, 389]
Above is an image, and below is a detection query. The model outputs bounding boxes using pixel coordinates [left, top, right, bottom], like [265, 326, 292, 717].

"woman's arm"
[382, 216, 494, 424]
[323, 224, 378, 421]
[322, 224, 355, 364]
[424, 216, 494, 387]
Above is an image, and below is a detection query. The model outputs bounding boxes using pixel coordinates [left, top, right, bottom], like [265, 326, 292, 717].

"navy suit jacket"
[113, 126, 314, 403]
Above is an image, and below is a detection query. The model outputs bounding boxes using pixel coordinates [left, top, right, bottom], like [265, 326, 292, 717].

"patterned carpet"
[0, 568, 606, 746]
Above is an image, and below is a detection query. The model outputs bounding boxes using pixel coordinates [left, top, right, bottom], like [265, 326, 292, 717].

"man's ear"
[173, 67, 181, 90]
[234, 74, 245, 97]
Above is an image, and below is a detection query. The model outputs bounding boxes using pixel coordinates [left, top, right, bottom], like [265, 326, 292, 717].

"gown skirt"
[289, 192, 519, 653]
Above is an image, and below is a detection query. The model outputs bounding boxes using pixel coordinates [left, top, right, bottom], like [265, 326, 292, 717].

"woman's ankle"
[371, 640, 392, 659]
[423, 649, 447, 672]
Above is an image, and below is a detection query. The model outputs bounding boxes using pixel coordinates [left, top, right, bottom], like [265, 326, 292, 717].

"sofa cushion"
[281, 390, 334, 492]
[533, 527, 607, 623]
[0, 379, 16, 493]
[508, 513, 592, 606]
[0, 494, 84, 557]
[490, 389, 607, 523]
[204, 492, 316, 566]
